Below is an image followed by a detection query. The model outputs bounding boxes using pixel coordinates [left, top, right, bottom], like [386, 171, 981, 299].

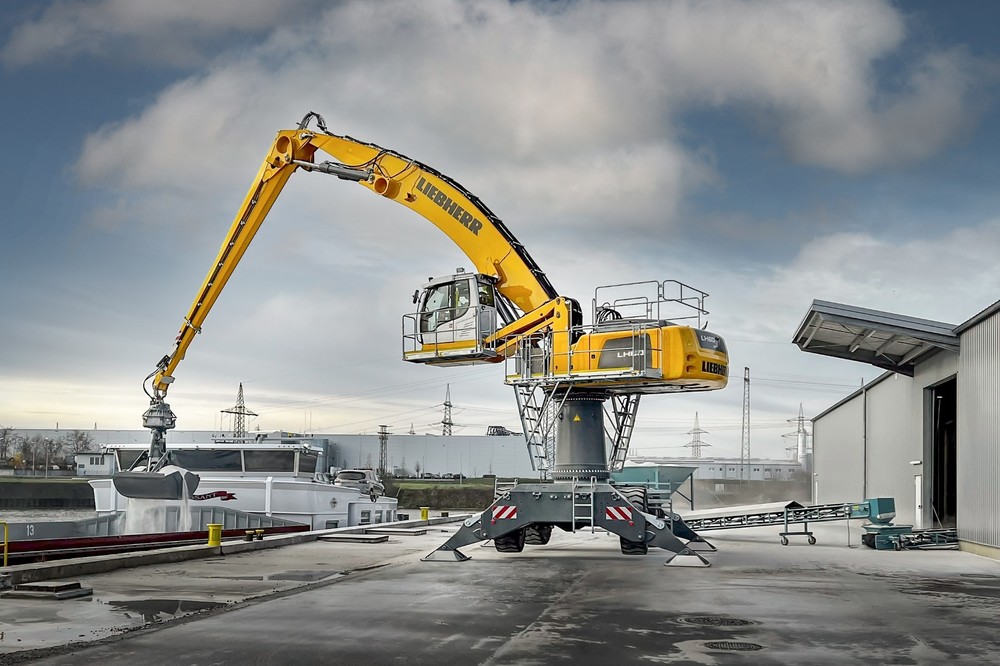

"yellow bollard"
[207, 523, 223, 547]
[420, 506, 430, 521]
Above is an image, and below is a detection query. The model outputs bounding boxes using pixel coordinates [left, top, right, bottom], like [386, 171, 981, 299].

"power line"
[740, 367, 750, 481]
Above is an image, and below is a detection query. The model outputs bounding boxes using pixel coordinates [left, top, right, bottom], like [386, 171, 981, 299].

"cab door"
[418, 277, 478, 345]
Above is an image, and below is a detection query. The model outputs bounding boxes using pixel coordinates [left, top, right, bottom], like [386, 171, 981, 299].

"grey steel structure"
[422, 478, 713, 565]
[793, 300, 959, 375]
[956, 303, 1000, 553]
[797, 298, 1000, 558]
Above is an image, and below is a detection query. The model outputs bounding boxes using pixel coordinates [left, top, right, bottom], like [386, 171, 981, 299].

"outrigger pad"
[663, 548, 711, 568]
[112, 466, 200, 500]
[421, 547, 471, 562]
[685, 538, 717, 553]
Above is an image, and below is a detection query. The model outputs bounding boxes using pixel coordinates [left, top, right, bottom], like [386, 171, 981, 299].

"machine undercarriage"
[422, 480, 714, 566]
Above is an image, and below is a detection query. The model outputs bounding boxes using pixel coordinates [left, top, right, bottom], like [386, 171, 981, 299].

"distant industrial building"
[795, 298, 1000, 559]
[626, 456, 803, 482]
[12, 428, 539, 479]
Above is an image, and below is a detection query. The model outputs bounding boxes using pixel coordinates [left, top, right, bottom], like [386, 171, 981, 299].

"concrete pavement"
[3, 521, 1000, 664]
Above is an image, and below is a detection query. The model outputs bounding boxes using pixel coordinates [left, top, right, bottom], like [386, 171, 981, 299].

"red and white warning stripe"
[605, 505, 633, 521]
[493, 505, 518, 520]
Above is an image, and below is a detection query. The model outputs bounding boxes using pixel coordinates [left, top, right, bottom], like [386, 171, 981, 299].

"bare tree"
[41, 437, 64, 467]
[0, 426, 16, 461]
[62, 430, 96, 455]
[20, 435, 42, 469]
[414, 460, 422, 478]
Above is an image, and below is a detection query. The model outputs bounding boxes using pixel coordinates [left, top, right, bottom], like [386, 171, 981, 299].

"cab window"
[244, 450, 295, 472]
[420, 280, 472, 332]
[173, 450, 242, 471]
[477, 282, 494, 307]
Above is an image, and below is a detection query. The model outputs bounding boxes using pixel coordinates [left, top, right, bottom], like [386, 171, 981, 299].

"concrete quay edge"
[0, 514, 470, 587]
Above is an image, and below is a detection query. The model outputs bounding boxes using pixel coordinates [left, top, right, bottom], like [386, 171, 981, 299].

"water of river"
[0, 508, 98, 522]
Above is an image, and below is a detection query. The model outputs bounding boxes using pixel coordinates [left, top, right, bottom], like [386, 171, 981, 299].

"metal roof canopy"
[792, 300, 958, 376]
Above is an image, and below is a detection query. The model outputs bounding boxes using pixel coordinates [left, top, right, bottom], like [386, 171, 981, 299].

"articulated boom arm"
[148, 113, 563, 401]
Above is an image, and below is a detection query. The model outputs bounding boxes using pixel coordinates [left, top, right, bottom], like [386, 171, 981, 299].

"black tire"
[807, 535, 817, 545]
[780, 536, 789, 546]
[617, 486, 648, 512]
[523, 524, 552, 545]
[620, 537, 648, 555]
[494, 528, 526, 553]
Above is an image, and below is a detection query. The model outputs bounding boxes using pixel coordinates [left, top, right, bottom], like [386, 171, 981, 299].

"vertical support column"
[552, 393, 610, 481]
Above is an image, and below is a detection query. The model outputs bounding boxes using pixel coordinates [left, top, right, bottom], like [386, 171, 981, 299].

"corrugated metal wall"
[864, 374, 922, 524]
[813, 396, 865, 505]
[813, 352, 957, 525]
[958, 310, 1000, 547]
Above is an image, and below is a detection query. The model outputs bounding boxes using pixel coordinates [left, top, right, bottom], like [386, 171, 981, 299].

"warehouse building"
[794, 299, 1000, 558]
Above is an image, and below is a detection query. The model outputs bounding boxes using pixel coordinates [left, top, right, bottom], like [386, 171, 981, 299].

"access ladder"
[571, 476, 597, 533]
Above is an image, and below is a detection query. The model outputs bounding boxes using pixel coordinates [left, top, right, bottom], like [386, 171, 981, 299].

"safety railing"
[593, 279, 709, 329]
[402, 304, 499, 363]
[502, 322, 663, 387]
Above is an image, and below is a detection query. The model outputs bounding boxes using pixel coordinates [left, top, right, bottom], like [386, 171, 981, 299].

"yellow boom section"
[152, 122, 559, 397]
[307, 132, 556, 312]
[151, 134, 303, 395]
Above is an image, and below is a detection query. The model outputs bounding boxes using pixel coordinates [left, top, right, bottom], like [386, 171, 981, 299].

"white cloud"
[715, 220, 1000, 346]
[68, 0, 990, 244]
[1, 0, 319, 68]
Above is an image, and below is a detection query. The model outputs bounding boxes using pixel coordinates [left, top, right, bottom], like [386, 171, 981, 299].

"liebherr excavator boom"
[130, 113, 727, 564]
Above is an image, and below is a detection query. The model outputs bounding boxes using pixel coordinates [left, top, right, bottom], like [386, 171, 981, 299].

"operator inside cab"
[416, 272, 498, 346]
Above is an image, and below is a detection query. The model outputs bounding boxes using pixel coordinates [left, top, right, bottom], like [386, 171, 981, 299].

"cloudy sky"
[1, 0, 998, 459]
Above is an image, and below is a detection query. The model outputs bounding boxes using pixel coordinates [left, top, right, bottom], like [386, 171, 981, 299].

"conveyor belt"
[683, 501, 852, 532]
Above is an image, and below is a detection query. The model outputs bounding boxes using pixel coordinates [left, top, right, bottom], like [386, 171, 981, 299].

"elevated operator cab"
[403, 269, 513, 366]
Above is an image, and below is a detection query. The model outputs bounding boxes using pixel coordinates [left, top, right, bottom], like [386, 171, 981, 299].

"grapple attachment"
[112, 466, 201, 500]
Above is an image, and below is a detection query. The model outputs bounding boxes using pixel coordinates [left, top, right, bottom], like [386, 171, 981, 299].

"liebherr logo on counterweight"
[415, 176, 483, 235]
[702, 361, 727, 376]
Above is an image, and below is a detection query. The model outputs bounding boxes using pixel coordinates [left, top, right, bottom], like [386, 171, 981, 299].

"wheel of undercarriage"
[620, 537, 648, 555]
[523, 524, 552, 545]
[494, 527, 526, 553]
[617, 486, 648, 512]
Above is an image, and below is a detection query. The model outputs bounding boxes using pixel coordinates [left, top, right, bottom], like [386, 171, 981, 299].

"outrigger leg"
[645, 513, 711, 567]
[670, 514, 717, 553]
[421, 513, 488, 561]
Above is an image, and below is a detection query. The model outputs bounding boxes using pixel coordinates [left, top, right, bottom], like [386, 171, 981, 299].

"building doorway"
[929, 378, 957, 528]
